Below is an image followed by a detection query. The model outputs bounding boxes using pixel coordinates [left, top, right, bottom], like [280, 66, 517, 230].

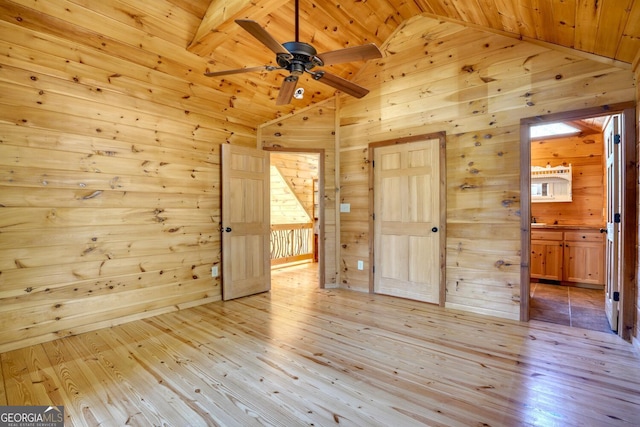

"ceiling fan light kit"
[204, 0, 382, 105]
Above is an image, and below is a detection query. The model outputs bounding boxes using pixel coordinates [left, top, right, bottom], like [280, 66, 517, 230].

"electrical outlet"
[211, 265, 219, 277]
[357, 260, 364, 270]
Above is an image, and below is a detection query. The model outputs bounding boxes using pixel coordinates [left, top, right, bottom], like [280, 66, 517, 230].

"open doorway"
[520, 103, 637, 339]
[269, 151, 323, 291]
[529, 114, 611, 332]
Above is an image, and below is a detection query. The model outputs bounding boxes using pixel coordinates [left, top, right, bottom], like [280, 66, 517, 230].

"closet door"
[373, 138, 443, 304]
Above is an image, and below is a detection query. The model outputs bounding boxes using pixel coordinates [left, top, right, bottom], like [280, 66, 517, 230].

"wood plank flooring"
[2, 263, 639, 426]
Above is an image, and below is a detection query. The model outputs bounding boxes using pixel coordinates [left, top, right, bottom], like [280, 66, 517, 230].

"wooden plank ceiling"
[191, 0, 639, 117]
[4, 0, 638, 128]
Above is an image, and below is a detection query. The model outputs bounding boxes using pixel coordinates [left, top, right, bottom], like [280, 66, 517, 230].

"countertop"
[530, 224, 604, 230]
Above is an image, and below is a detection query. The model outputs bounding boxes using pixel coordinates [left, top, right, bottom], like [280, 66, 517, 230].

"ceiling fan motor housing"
[279, 41, 324, 75]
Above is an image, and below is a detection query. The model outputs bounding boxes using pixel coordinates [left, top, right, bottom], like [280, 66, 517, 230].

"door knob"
[225, 227, 232, 232]
[599, 228, 607, 233]
[432, 227, 438, 232]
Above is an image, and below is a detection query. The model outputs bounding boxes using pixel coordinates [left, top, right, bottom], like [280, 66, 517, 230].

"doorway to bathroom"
[520, 103, 637, 339]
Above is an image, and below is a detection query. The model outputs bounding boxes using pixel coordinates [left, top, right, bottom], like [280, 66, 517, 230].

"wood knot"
[494, 260, 513, 269]
[81, 190, 103, 200]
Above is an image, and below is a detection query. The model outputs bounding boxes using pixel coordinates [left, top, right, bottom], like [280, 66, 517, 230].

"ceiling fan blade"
[312, 71, 369, 98]
[276, 76, 298, 105]
[205, 65, 272, 77]
[318, 44, 383, 66]
[235, 19, 291, 57]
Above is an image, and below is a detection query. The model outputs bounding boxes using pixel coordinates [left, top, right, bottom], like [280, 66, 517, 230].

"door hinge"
[372, 265, 375, 274]
[372, 213, 375, 220]
[613, 134, 621, 144]
[614, 213, 621, 223]
[372, 160, 375, 168]
[613, 291, 620, 302]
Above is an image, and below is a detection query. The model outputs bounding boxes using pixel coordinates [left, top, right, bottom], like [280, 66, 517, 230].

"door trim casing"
[519, 102, 637, 340]
[368, 132, 447, 306]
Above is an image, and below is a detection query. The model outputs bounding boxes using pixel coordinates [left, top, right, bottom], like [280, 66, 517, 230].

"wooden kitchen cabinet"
[531, 228, 604, 286]
[563, 230, 605, 285]
[531, 230, 563, 281]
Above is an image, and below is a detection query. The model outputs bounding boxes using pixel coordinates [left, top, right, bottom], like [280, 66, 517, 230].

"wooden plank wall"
[1, 1, 637, 352]
[0, 1, 256, 352]
[336, 16, 635, 320]
[259, 101, 338, 286]
[530, 134, 605, 227]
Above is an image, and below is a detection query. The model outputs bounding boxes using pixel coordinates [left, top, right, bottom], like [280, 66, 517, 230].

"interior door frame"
[519, 102, 637, 340]
[368, 132, 447, 306]
[264, 147, 326, 288]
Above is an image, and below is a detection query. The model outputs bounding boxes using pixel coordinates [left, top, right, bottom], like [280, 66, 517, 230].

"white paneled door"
[604, 115, 622, 331]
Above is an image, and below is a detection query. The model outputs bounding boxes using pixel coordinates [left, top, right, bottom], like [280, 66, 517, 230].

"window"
[530, 122, 580, 139]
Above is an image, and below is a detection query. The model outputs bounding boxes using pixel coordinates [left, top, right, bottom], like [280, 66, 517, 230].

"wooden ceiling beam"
[187, 0, 289, 57]
[567, 119, 604, 136]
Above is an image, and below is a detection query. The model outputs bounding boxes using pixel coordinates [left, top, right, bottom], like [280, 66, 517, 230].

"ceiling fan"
[204, 0, 383, 105]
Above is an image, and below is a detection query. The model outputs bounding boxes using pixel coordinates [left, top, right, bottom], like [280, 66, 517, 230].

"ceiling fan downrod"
[295, 0, 300, 42]
[204, 0, 382, 104]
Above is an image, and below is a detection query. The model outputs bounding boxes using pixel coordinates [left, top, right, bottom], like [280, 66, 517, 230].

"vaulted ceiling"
[191, 0, 639, 113]
[3, 0, 638, 131]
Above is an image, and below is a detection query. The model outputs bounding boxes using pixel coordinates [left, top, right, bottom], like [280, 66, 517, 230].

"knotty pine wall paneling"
[0, 1, 256, 352]
[337, 16, 635, 320]
[259, 100, 338, 287]
[530, 134, 605, 227]
[339, 144, 373, 290]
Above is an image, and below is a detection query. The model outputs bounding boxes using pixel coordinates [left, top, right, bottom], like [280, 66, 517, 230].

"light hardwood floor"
[1, 263, 639, 426]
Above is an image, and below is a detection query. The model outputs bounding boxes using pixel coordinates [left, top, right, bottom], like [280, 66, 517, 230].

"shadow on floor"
[530, 282, 614, 334]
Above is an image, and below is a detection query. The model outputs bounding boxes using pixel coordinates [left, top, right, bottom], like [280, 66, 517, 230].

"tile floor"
[530, 281, 614, 333]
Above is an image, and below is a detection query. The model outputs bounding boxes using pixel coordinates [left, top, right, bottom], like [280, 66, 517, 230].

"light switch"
[357, 260, 364, 270]
[340, 203, 351, 213]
